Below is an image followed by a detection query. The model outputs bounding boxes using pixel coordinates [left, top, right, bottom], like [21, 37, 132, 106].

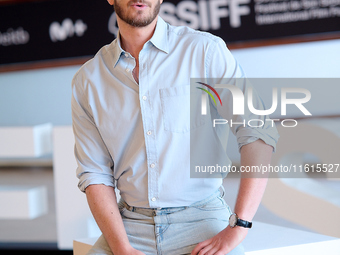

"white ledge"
[0, 123, 53, 158]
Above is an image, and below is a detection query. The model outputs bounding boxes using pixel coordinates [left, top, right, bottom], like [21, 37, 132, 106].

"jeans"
[87, 187, 245, 255]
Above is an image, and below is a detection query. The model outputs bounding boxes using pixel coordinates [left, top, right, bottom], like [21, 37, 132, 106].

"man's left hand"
[191, 226, 248, 255]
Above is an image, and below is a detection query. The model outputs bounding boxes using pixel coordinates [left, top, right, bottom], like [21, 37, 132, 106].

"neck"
[118, 17, 158, 60]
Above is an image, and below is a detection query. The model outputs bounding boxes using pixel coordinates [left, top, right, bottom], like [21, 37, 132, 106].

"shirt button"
[147, 131, 152, 135]
[126, 68, 130, 72]
[151, 197, 156, 202]
[124, 53, 128, 57]
[150, 163, 155, 168]
[142, 96, 147, 101]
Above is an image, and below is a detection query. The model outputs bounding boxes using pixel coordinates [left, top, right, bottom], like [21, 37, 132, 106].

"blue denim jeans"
[87, 187, 245, 255]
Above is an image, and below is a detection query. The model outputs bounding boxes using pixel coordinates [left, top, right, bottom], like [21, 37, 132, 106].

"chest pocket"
[159, 85, 205, 133]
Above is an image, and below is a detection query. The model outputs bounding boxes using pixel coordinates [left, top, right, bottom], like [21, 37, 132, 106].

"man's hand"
[191, 226, 247, 255]
[131, 249, 146, 255]
[191, 140, 273, 255]
[123, 246, 146, 255]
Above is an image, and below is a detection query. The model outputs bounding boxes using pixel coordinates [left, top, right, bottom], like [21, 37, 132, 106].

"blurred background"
[0, 0, 340, 254]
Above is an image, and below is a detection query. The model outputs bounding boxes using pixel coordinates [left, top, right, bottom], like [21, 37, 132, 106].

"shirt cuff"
[237, 126, 280, 152]
[77, 171, 115, 193]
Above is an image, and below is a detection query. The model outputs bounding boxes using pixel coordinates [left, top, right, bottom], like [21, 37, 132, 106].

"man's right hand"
[127, 247, 146, 255]
[116, 245, 146, 255]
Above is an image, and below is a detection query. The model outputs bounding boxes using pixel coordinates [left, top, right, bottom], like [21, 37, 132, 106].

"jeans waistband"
[119, 186, 225, 217]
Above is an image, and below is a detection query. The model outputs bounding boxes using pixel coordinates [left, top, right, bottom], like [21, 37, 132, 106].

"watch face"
[229, 214, 237, 227]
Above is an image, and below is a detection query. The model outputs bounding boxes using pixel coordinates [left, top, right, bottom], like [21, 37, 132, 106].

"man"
[71, 0, 279, 254]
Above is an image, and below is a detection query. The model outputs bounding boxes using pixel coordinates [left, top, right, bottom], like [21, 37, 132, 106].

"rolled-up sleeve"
[206, 38, 280, 152]
[71, 74, 115, 192]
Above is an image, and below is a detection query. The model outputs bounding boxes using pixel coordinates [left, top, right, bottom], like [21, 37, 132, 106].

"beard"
[114, 0, 161, 27]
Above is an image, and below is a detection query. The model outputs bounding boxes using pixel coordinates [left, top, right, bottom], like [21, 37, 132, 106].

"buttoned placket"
[138, 43, 159, 207]
[121, 51, 138, 85]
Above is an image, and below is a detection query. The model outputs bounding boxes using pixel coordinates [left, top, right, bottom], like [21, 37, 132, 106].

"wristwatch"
[229, 213, 252, 228]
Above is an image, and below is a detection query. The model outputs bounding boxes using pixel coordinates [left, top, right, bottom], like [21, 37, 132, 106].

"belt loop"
[124, 200, 133, 211]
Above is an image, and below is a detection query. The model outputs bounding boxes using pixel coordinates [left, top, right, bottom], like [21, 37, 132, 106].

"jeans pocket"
[159, 85, 205, 133]
[192, 196, 227, 211]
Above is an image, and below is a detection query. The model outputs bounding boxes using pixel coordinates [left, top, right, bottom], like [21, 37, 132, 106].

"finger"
[191, 239, 212, 255]
[197, 244, 214, 255]
[203, 245, 221, 255]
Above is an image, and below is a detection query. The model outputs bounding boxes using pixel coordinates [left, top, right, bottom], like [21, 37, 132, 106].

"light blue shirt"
[71, 16, 279, 208]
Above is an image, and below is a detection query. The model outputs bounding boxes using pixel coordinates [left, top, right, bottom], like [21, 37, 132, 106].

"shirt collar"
[112, 16, 169, 68]
[149, 16, 169, 54]
[112, 31, 125, 68]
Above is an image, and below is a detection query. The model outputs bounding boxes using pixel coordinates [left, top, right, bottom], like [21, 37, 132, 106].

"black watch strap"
[229, 213, 252, 228]
[237, 218, 252, 228]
